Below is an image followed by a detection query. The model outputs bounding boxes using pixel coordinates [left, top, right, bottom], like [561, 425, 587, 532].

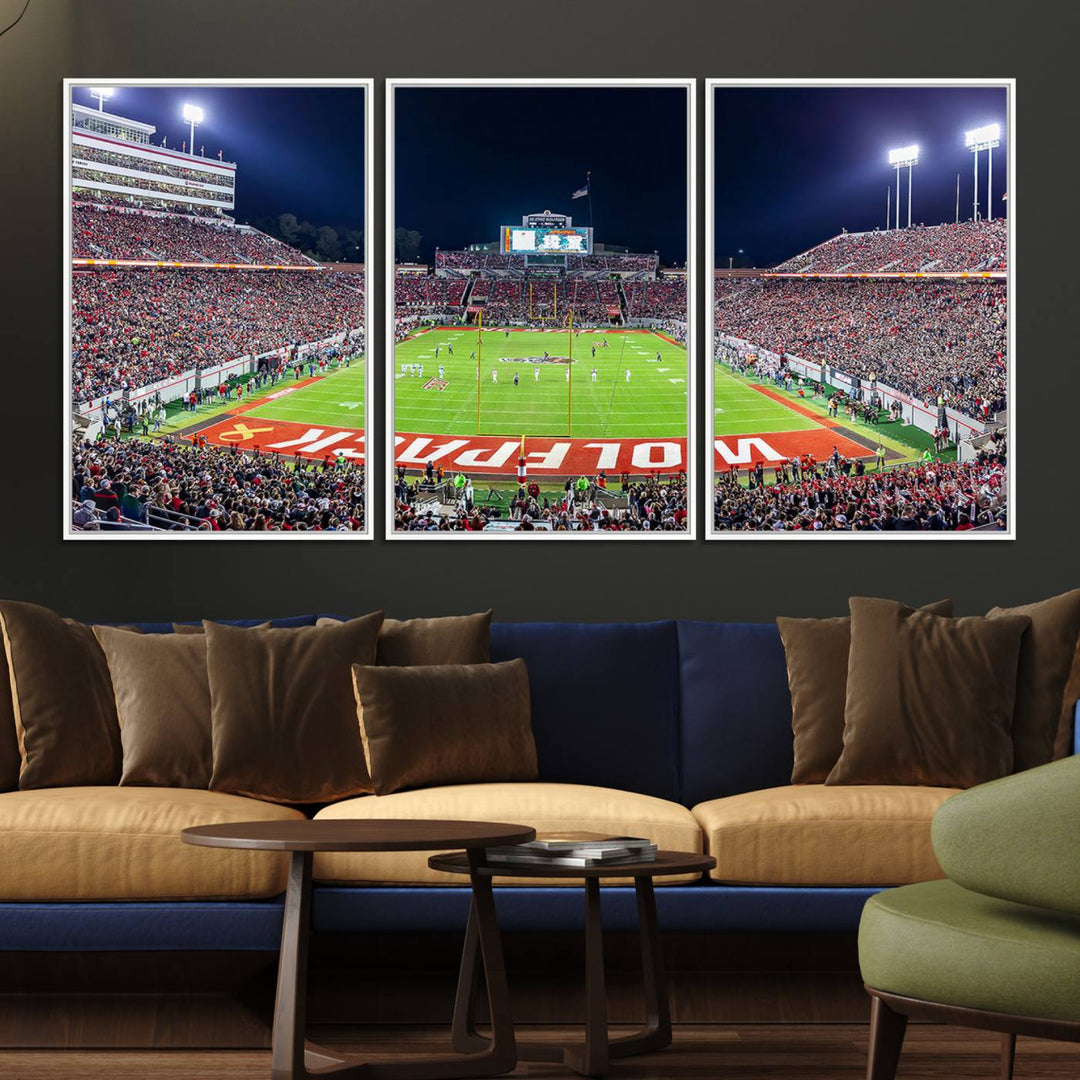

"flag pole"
[587, 170, 594, 234]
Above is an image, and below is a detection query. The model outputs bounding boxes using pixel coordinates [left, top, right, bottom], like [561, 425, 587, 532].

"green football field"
[714, 367, 818, 436]
[394, 327, 687, 438]
[244, 364, 365, 428]
[157, 363, 365, 435]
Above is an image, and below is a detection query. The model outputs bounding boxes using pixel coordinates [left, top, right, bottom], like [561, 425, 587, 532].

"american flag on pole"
[571, 179, 590, 199]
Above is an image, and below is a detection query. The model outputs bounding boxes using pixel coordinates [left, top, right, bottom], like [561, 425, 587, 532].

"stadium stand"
[72, 437, 365, 533]
[714, 277, 1007, 421]
[73, 203, 315, 265]
[72, 268, 365, 401]
[776, 219, 1007, 273]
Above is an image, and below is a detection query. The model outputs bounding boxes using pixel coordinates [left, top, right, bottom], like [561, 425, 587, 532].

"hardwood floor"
[2, 1024, 1080, 1079]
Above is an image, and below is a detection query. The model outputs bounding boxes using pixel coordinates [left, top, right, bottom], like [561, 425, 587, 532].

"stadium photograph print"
[64, 79, 373, 539]
[707, 80, 1013, 540]
[387, 79, 695, 539]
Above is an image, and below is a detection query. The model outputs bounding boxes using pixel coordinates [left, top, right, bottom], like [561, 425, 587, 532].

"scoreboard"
[500, 225, 593, 255]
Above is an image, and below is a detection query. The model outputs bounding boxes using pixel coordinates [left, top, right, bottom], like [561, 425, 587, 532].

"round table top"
[428, 849, 715, 879]
[181, 819, 536, 853]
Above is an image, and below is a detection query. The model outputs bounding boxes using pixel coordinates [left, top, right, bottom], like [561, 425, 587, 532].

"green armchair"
[859, 755, 1080, 1080]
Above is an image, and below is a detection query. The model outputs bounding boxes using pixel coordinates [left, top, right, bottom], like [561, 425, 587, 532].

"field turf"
[245, 365, 365, 428]
[157, 363, 365, 436]
[394, 327, 687, 438]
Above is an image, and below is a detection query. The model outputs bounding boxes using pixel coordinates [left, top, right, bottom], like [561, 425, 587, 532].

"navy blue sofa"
[3, 617, 1072, 954]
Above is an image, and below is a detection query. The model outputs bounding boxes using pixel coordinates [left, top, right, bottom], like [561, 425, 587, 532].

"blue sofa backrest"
[676, 621, 794, 807]
[491, 620, 681, 802]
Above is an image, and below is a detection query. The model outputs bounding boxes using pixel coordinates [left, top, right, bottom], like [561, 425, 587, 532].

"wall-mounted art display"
[706, 80, 1013, 539]
[387, 79, 695, 539]
[64, 79, 373, 539]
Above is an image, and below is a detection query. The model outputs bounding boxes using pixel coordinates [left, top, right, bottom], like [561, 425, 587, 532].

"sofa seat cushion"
[693, 785, 959, 886]
[860, 879, 1080, 1022]
[0, 787, 306, 901]
[313, 782, 703, 886]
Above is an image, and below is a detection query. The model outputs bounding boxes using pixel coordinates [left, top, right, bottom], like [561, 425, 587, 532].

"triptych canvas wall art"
[63, 78, 1011, 541]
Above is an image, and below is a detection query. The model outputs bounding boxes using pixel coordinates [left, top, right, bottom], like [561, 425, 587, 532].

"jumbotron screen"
[500, 225, 593, 254]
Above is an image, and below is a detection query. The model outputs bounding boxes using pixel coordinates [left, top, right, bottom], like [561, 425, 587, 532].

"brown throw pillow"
[0, 647, 19, 792]
[1058, 640, 1080, 760]
[827, 598, 1030, 788]
[351, 659, 537, 795]
[206, 613, 384, 803]
[0, 601, 121, 789]
[778, 599, 954, 784]
[317, 611, 492, 666]
[987, 590, 1080, 772]
[173, 621, 271, 634]
[93, 626, 212, 788]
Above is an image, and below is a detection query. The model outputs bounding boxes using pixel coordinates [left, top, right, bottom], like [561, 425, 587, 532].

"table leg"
[272, 849, 515, 1080]
[449, 899, 487, 1054]
[609, 875, 671, 1058]
[563, 877, 609, 1077]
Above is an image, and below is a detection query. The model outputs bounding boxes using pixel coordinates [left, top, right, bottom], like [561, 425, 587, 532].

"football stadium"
[711, 90, 1009, 536]
[393, 215, 690, 534]
[68, 87, 368, 535]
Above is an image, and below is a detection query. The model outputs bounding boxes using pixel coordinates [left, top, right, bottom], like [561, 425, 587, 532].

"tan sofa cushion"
[0, 787, 305, 901]
[693, 784, 959, 886]
[313, 782, 703, 886]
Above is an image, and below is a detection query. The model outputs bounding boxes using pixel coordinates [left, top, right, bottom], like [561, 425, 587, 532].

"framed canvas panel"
[706, 79, 1014, 540]
[386, 78, 695, 539]
[64, 78, 374, 539]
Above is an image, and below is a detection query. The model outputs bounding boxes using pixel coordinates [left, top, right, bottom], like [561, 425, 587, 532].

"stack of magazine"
[484, 832, 657, 868]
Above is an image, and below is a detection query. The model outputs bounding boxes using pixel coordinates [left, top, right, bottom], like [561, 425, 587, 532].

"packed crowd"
[72, 269, 365, 400]
[394, 471, 688, 532]
[394, 274, 468, 309]
[777, 220, 1007, 273]
[713, 457, 1007, 533]
[73, 143, 237, 187]
[433, 250, 660, 274]
[72, 436, 365, 533]
[72, 170, 233, 211]
[714, 277, 1007, 419]
[73, 204, 313, 264]
[626, 278, 686, 318]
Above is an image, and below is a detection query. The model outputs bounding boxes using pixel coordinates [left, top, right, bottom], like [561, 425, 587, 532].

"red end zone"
[196, 417, 366, 460]
[713, 428, 869, 469]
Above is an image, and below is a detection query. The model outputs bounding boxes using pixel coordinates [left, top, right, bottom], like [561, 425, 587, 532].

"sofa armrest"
[1074, 699, 1080, 756]
[931, 756, 1080, 917]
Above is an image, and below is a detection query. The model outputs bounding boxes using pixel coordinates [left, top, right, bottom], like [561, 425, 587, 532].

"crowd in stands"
[714, 277, 1007, 420]
[776, 220, 1007, 273]
[72, 437, 365, 533]
[72, 269, 365, 400]
[394, 274, 468, 310]
[713, 456, 1007, 533]
[73, 144, 236, 187]
[73, 171, 233, 211]
[74, 203, 314, 264]
[394, 470, 688, 532]
[434, 250, 660, 274]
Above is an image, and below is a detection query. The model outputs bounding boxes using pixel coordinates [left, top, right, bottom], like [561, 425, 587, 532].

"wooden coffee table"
[183, 819, 535, 1080]
[429, 848, 716, 1078]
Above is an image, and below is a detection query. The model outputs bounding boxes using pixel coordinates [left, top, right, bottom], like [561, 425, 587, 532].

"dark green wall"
[0, 0, 1073, 623]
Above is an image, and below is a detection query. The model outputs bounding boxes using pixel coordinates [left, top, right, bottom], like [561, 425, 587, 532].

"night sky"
[72, 84, 366, 231]
[714, 85, 1008, 267]
[394, 86, 689, 264]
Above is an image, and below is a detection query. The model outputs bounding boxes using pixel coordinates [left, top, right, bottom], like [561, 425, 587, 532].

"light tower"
[182, 103, 204, 156]
[965, 123, 1001, 222]
[888, 144, 920, 229]
[89, 87, 115, 112]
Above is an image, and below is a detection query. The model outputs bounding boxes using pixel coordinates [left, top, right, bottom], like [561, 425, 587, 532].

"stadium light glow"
[89, 87, 115, 112]
[888, 144, 920, 166]
[887, 145, 920, 229]
[182, 103, 204, 156]
[964, 123, 1001, 148]
[965, 123, 1001, 222]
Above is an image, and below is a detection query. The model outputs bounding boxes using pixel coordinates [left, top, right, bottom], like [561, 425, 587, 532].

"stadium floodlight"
[888, 145, 920, 229]
[89, 87, 115, 112]
[965, 123, 1001, 222]
[182, 103, 204, 155]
